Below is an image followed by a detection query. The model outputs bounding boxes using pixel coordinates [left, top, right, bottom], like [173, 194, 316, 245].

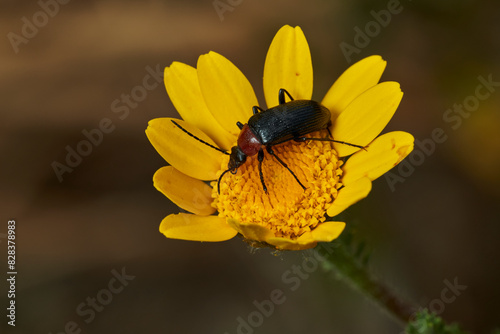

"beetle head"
[217, 146, 247, 194]
[228, 146, 247, 172]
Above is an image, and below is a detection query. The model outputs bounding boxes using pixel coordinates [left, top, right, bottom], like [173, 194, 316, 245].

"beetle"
[171, 88, 364, 194]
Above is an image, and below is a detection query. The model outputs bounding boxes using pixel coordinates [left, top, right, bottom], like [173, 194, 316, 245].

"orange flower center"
[212, 131, 343, 240]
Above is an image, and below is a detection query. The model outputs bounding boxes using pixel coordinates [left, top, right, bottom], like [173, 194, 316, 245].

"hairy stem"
[319, 240, 415, 324]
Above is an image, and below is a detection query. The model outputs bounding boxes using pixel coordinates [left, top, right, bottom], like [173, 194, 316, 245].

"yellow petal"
[309, 221, 346, 242]
[327, 177, 372, 217]
[146, 118, 223, 181]
[197, 51, 257, 136]
[331, 82, 403, 157]
[227, 218, 274, 242]
[263, 25, 313, 108]
[153, 166, 215, 216]
[342, 131, 414, 185]
[265, 237, 318, 251]
[265, 221, 346, 250]
[160, 213, 237, 242]
[322, 55, 386, 121]
[164, 62, 235, 150]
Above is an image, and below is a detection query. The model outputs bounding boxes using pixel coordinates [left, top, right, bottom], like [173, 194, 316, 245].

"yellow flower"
[146, 25, 414, 251]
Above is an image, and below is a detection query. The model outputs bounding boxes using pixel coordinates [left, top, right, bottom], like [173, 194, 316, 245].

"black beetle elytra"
[172, 89, 364, 194]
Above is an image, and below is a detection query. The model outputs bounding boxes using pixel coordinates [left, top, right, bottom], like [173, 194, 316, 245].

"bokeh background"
[2, 0, 500, 333]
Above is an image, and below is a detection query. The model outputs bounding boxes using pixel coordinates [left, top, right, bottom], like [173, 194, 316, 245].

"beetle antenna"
[217, 168, 233, 194]
[171, 120, 230, 155]
[314, 138, 365, 149]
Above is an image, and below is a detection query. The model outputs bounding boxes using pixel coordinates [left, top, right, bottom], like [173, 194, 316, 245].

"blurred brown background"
[1, 0, 500, 333]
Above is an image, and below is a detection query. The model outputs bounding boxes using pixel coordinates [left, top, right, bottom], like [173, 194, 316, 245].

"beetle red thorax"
[237, 124, 261, 156]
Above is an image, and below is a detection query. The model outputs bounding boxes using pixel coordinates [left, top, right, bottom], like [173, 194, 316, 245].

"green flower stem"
[318, 238, 474, 334]
[320, 240, 415, 324]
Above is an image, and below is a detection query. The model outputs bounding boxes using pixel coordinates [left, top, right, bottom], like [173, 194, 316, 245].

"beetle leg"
[326, 125, 333, 138]
[257, 149, 268, 193]
[252, 106, 265, 114]
[266, 146, 306, 191]
[236, 121, 244, 130]
[294, 136, 365, 150]
[278, 89, 294, 104]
